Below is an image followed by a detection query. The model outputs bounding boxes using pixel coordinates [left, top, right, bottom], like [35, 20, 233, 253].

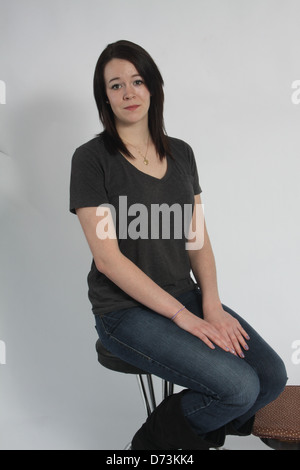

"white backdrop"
[1, 0, 299, 450]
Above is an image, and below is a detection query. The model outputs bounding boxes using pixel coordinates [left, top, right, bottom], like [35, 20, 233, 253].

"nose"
[123, 84, 135, 100]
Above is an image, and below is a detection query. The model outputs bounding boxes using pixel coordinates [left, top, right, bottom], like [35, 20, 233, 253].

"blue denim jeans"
[95, 288, 287, 437]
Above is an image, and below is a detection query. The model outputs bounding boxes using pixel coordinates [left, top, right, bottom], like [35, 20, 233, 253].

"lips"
[124, 105, 140, 111]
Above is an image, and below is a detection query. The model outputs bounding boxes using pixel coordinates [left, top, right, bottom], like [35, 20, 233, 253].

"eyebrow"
[108, 73, 142, 84]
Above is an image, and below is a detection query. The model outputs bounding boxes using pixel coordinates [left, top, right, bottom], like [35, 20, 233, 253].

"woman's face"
[104, 58, 151, 129]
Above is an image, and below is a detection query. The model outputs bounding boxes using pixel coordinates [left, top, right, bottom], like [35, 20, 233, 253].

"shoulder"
[71, 135, 112, 171]
[73, 135, 107, 159]
[168, 136, 189, 148]
[167, 136, 197, 164]
[168, 136, 192, 152]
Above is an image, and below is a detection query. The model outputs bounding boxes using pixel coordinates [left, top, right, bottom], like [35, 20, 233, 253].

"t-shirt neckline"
[117, 151, 172, 183]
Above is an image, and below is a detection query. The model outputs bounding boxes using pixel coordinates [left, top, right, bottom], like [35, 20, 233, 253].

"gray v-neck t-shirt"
[70, 135, 201, 316]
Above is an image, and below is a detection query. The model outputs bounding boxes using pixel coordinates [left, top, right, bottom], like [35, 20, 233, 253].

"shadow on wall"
[0, 88, 99, 427]
[5, 91, 95, 217]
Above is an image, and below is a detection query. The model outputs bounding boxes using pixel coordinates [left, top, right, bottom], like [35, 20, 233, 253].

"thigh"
[221, 303, 287, 397]
[95, 291, 259, 398]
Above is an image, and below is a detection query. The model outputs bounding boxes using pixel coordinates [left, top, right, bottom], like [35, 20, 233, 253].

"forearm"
[189, 224, 222, 311]
[101, 251, 184, 319]
[103, 252, 234, 353]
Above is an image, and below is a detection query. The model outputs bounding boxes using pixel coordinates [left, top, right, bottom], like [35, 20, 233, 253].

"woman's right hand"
[173, 309, 231, 353]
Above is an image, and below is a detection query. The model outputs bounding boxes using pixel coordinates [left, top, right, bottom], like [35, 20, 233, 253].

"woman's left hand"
[203, 305, 250, 358]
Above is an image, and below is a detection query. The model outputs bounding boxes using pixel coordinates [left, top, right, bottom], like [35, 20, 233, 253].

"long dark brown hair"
[93, 40, 170, 160]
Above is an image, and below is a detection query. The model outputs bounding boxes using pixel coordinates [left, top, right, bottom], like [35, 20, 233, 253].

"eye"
[111, 83, 122, 90]
[133, 79, 144, 86]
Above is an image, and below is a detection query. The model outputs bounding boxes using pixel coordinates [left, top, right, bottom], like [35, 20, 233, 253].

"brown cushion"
[252, 386, 300, 442]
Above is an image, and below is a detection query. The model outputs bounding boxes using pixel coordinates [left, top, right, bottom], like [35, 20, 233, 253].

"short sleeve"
[187, 143, 202, 195]
[69, 146, 109, 214]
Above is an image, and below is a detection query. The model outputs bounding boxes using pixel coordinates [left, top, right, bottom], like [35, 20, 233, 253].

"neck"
[116, 120, 150, 148]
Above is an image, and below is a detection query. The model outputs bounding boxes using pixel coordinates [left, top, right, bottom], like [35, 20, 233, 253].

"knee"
[225, 370, 261, 413]
[274, 356, 288, 392]
[261, 355, 288, 403]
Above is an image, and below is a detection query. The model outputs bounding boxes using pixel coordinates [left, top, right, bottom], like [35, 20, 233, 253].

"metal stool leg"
[162, 380, 174, 400]
[137, 374, 174, 417]
[169, 382, 174, 396]
[146, 374, 157, 411]
[125, 375, 175, 450]
[163, 379, 174, 400]
[136, 374, 157, 417]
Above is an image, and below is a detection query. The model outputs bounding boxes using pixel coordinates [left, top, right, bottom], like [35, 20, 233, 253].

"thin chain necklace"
[124, 135, 150, 165]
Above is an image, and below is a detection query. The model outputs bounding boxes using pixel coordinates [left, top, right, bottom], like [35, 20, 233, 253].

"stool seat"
[252, 385, 300, 450]
[96, 339, 170, 417]
[95, 339, 147, 375]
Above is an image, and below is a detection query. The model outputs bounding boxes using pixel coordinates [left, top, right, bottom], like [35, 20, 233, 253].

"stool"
[96, 341, 300, 450]
[252, 385, 300, 450]
[95, 339, 174, 418]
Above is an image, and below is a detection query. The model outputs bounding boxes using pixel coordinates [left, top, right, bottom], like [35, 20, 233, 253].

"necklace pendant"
[143, 158, 149, 165]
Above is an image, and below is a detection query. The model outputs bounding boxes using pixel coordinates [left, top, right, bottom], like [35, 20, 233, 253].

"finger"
[237, 324, 250, 341]
[197, 327, 230, 352]
[229, 330, 249, 358]
[212, 328, 236, 355]
[235, 326, 250, 351]
[228, 323, 250, 354]
[204, 330, 231, 353]
[219, 335, 237, 356]
[197, 331, 216, 350]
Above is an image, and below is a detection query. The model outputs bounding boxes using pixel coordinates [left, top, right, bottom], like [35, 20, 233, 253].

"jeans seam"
[97, 311, 128, 336]
[107, 332, 221, 397]
[183, 399, 214, 417]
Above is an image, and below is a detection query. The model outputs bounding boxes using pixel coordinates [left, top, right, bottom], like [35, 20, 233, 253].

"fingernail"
[240, 352, 245, 358]
[244, 344, 249, 350]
